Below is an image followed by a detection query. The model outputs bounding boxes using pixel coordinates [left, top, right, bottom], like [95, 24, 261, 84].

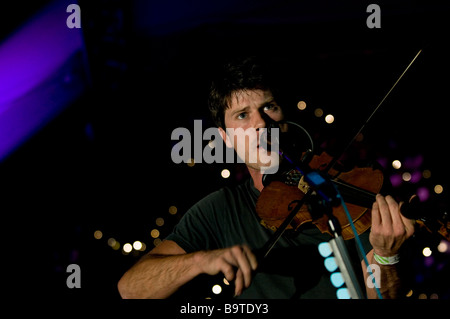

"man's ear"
[218, 127, 233, 148]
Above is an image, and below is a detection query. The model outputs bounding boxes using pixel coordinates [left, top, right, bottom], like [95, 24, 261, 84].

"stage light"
[123, 243, 132, 253]
[169, 206, 178, 215]
[133, 241, 143, 250]
[434, 184, 443, 194]
[221, 169, 230, 178]
[330, 272, 344, 288]
[156, 217, 164, 226]
[410, 171, 422, 183]
[108, 238, 116, 247]
[297, 101, 307, 110]
[402, 172, 411, 182]
[392, 160, 401, 169]
[389, 174, 402, 188]
[336, 288, 351, 299]
[437, 241, 448, 253]
[422, 169, 431, 179]
[151, 229, 160, 238]
[314, 108, 323, 117]
[94, 230, 103, 239]
[325, 114, 334, 124]
[108, 238, 121, 250]
[422, 247, 432, 257]
[318, 242, 332, 258]
[417, 187, 430, 201]
[324, 257, 338, 272]
[212, 284, 222, 294]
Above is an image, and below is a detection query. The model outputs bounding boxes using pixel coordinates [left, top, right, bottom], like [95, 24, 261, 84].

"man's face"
[219, 89, 285, 173]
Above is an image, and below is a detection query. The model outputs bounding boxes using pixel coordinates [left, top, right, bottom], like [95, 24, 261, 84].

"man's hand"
[370, 194, 415, 257]
[196, 244, 258, 296]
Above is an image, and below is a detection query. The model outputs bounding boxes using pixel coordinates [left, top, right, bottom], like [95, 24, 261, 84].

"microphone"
[262, 121, 339, 206]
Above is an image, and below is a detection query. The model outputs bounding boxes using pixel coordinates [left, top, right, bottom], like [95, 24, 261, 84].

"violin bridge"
[298, 175, 310, 194]
[260, 219, 278, 232]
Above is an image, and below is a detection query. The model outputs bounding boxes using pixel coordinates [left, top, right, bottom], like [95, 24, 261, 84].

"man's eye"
[237, 112, 247, 119]
[264, 104, 276, 111]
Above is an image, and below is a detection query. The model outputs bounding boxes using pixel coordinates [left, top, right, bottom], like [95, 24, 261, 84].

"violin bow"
[324, 49, 423, 174]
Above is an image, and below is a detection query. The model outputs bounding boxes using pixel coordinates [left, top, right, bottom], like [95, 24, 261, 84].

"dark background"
[0, 0, 449, 302]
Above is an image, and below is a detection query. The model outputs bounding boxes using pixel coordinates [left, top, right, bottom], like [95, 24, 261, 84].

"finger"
[371, 199, 381, 227]
[242, 245, 258, 271]
[376, 194, 393, 227]
[385, 195, 402, 227]
[398, 203, 416, 238]
[234, 268, 245, 296]
[387, 196, 415, 239]
[231, 246, 253, 288]
[220, 263, 236, 283]
[400, 214, 416, 238]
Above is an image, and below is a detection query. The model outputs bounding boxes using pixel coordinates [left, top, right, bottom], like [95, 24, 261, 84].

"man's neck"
[248, 168, 264, 192]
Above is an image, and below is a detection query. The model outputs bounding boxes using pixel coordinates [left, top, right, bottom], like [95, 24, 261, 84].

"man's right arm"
[117, 240, 258, 299]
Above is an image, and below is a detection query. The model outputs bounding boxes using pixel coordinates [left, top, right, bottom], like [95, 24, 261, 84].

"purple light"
[376, 157, 388, 169]
[417, 187, 430, 202]
[0, 1, 83, 109]
[0, 0, 88, 161]
[390, 174, 403, 188]
[403, 155, 424, 170]
[410, 170, 422, 184]
[424, 255, 434, 267]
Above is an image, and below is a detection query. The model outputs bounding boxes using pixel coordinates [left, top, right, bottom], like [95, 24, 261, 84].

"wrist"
[373, 251, 400, 265]
[192, 250, 207, 273]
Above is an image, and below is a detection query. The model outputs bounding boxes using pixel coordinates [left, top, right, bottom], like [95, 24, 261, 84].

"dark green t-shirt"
[166, 178, 372, 299]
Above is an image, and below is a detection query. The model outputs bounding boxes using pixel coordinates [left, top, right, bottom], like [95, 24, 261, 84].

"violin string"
[324, 49, 423, 173]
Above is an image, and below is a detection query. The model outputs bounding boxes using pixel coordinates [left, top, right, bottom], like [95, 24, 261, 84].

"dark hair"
[208, 56, 279, 128]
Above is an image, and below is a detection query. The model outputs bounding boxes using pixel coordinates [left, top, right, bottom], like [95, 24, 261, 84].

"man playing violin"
[118, 56, 415, 299]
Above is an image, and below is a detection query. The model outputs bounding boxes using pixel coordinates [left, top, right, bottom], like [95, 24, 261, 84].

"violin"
[256, 151, 383, 240]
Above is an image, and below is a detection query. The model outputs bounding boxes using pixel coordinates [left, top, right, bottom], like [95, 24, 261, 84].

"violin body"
[256, 152, 384, 240]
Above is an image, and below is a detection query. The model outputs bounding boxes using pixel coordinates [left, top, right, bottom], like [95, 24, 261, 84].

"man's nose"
[253, 110, 269, 130]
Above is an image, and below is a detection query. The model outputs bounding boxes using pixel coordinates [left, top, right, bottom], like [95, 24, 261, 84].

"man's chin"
[255, 155, 280, 175]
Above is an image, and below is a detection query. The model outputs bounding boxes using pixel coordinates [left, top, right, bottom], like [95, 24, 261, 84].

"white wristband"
[373, 252, 400, 265]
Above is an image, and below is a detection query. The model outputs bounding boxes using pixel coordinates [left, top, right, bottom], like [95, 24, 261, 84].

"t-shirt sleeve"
[165, 190, 227, 253]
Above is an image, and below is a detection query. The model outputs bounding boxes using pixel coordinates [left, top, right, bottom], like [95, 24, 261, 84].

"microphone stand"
[326, 212, 365, 299]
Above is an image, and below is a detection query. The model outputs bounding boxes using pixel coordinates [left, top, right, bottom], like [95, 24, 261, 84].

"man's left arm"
[362, 194, 415, 299]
